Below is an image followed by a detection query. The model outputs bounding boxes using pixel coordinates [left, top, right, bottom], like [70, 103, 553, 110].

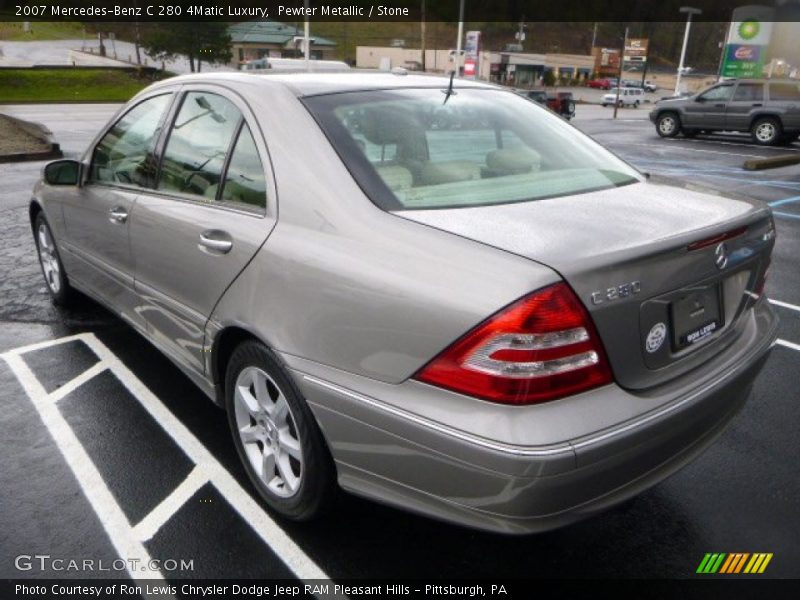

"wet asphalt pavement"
[0, 103, 798, 586]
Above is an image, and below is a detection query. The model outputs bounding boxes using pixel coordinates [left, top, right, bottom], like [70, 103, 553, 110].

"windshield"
[304, 88, 642, 211]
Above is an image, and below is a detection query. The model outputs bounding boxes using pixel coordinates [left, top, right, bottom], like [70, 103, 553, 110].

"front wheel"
[34, 213, 72, 305]
[751, 117, 782, 146]
[225, 341, 336, 521]
[656, 112, 680, 138]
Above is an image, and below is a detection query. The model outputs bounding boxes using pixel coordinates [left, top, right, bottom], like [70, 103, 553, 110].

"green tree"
[141, 22, 231, 72]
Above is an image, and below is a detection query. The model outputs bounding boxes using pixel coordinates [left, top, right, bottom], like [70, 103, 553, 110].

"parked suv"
[650, 79, 800, 145]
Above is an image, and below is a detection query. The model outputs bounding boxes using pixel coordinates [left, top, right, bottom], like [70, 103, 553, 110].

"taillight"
[414, 283, 613, 405]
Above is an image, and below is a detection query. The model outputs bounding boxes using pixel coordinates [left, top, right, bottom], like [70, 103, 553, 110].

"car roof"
[148, 71, 498, 97]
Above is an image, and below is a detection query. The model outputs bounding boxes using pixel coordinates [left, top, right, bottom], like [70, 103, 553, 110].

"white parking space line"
[776, 339, 800, 353]
[49, 361, 109, 403]
[770, 299, 800, 314]
[2, 333, 339, 593]
[132, 467, 209, 543]
[1, 351, 168, 587]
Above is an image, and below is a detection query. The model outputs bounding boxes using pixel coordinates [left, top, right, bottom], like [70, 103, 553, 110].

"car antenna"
[442, 71, 457, 105]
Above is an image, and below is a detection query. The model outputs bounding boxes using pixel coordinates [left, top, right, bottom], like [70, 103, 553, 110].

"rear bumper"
[289, 299, 778, 534]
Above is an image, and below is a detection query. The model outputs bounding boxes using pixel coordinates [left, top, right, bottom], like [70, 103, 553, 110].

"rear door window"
[733, 83, 764, 102]
[219, 123, 267, 210]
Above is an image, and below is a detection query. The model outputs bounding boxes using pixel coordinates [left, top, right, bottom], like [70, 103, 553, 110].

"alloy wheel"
[233, 366, 303, 498]
[755, 122, 777, 143]
[37, 222, 61, 294]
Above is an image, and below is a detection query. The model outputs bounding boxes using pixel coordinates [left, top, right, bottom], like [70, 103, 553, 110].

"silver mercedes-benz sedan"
[30, 72, 778, 534]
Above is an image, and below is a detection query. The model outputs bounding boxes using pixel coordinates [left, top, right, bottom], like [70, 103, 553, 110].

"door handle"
[108, 207, 128, 224]
[198, 230, 233, 254]
[752, 103, 763, 107]
[714, 103, 725, 108]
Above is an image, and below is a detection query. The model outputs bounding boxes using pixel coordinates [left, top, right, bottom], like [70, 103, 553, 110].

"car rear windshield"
[303, 88, 642, 211]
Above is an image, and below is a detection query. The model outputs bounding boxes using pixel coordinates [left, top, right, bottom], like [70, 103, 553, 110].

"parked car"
[620, 79, 643, 88]
[588, 77, 615, 90]
[650, 78, 800, 145]
[518, 89, 576, 120]
[31, 72, 778, 534]
[602, 87, 645, 107]
[643, 80, 658, 93]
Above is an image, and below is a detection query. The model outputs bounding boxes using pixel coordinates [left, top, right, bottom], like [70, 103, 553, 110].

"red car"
[588, 78, 614, 90]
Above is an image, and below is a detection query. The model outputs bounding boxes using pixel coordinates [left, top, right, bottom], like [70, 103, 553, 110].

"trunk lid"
[398, 180, 775, 390]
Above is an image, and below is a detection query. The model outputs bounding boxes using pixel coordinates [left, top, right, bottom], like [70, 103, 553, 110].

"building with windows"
[229, 21, 337, 69]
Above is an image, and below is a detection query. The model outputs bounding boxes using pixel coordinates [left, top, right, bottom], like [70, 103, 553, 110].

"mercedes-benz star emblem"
[714, 242, 729, 270]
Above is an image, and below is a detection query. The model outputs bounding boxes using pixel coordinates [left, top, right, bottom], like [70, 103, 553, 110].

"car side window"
[699, 84, 734, 102]
[768, 83, 800, 101]
[219, 123, 267, 210]
[733, 84, 764, 102]
[90, 93, 172, 187]
[158, 92, 242, 199]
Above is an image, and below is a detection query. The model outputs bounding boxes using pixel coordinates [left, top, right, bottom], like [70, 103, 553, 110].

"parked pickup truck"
[649, 78, 800, 146]
[518, 89, 576, 120]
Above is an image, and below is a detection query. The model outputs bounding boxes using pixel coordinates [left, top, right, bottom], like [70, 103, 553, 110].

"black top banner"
[2, 0, 800, 23]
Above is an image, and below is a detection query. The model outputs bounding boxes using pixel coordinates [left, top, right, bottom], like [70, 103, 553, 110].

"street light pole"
[675, 6, 702, 95]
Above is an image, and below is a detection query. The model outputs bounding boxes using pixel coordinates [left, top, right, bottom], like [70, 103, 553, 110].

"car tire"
[634, 100, 640, 108]
[34, 212, 73, 306]
[751, 117, 782, 146]
[225, 340, 336, 521]
[601, 103, 607, 107]
[656, 112, 680, 138]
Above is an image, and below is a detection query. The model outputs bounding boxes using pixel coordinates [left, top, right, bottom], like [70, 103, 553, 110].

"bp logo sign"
[738, 20, 760, 40]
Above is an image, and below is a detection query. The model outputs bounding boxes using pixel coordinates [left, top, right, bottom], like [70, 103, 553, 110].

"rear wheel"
[34, 213, 72, 306]
[751, 117, 782, 146]
[656, 112, 680, 138]
[225, 341, 336, 521]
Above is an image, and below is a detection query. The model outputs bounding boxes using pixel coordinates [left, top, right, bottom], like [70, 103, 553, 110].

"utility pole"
[133, 0, 141, 64]
[590, 22, 598, 52]
[613, 26, 629, 120]
[420, 0, 426, 71]
[303, 0, 311, 71]
[675, 6, 702, 95]
[455, 0, 464, 75]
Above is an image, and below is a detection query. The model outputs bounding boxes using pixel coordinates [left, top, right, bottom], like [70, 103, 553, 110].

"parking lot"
[1, 101, 799, 586]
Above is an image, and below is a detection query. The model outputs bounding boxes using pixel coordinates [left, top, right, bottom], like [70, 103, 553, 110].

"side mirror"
[43, 159, 81, 186]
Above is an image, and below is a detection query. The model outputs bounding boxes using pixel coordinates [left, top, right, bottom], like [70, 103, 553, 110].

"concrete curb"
[0, 113, 63, 163]
[743, 154, 800, 171]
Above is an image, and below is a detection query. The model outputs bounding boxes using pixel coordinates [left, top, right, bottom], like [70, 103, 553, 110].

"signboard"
[721, 5, 774, 79]
[463, 59, 477, 77]
[722, 44, 764, 78]
[624, 38, 648, 60]
[463, 30, 480, 79]
[464, 31, 480, 60]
